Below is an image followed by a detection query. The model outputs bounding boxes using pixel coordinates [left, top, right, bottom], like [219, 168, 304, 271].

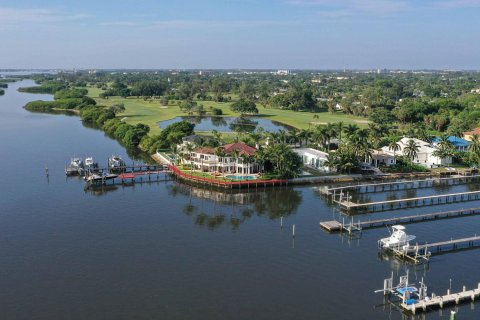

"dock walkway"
[325, 174, 480, 195]
[402, 284, 480, 314]
[320, 207, 480, 232]
[335, 190, 480, 212]
[388, 234, 480, 264]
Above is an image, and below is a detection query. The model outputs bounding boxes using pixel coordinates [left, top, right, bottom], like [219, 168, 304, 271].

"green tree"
[230, 99, 259, 115]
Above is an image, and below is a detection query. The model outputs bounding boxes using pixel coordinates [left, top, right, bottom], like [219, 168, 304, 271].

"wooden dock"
[320, 207, 480, 232]
[325, 174, 480, 195]
[402, 284, 480, 314]
[335, 190, 480, 213]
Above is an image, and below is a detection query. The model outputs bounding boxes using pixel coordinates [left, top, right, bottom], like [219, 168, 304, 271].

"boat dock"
[389, 234, 480, 264]
[334, 190, 480, 213]
[402, 284, 480, 314]
[324, 174, 480, 195]
[376, 272, 480, 314]
[84, 164, 167, 188]
[320, 207, 480, 232]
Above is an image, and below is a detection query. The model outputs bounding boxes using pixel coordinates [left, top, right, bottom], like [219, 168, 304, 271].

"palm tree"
[335, 121, 344, 146]
[343, 124, 359, 142]
[298, 128, 312, 147]
[469, 134, 480, 154]
[323, 153, 338, 173]
[214, 146, 226, 173]
[231, 149, 241, 173]
[288, 128, 300, 146]
[388, 137, 401, 158]
[403, 139, 420, 165]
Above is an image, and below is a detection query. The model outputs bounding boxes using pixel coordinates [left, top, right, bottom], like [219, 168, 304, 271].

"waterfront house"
[370, 150, 397, 167]
[381, 137, 452, 167]
[431, 136, 470, 152]
[293, 148, 331, 172]
[189, 142, 259, 174]
[463, 128, 480, 141]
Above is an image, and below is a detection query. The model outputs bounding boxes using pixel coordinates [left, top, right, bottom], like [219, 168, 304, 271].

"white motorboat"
[65, 157, 84, 175]
[85, 157, 94, 167]
[108, 155, 125, 169]
[378, 225, 416, 249]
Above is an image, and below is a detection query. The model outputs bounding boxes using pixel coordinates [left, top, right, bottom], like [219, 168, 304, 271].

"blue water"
[226, 175, 256, 180]
[1, 78, 480, 319]
[158, 116, 292, 133]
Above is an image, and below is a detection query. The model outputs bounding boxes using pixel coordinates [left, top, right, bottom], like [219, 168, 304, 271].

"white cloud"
[437, 0, 480, 8]
[0, 7, 87, 24]
[287, 0, 410, 16]
[99, 19, 295, 30]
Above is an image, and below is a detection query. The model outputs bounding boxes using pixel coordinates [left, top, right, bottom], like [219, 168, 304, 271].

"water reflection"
[229, 117, 258, 133]
[167, 184, 302, 229]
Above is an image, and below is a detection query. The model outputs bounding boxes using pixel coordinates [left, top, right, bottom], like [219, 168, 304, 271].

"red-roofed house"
[189, 142, 259, 174]
[463, 128, 480, 141]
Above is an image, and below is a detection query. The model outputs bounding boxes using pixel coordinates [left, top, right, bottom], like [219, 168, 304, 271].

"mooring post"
[280, 216, 283, 229]
[292, 224, 295, 238]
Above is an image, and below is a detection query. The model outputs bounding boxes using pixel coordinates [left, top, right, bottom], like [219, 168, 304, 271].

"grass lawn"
[87, 86, 368, 135]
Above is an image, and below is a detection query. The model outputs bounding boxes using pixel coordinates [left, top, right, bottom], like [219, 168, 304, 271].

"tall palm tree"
[388, 137, 401, 158]
[403, 139, 420, 164]
[299, 128, 312, 147]
[343, 124, 359, 142]
[231, 149, 241, 173]
[288, 128, 300, 146]
[335, 121, 344, 146]
[469, 134, 480, 154]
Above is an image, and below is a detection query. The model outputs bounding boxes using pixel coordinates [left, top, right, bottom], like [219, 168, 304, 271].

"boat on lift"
[108, 155, 125, 171]
[65, 157, 84, 175]
[378, 225, 416, 250]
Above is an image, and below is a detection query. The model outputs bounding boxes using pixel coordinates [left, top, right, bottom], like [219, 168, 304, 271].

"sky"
[1, 0, 480, 70]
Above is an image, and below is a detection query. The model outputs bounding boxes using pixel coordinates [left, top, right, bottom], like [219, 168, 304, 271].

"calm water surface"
[1, 80, 480, 319]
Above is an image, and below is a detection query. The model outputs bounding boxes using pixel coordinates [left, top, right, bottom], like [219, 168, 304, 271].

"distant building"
[431, 136, 470, 152]
[294, 148, 331, 172]
[464, 128, 480, 141]
[275, 70, 290, 76]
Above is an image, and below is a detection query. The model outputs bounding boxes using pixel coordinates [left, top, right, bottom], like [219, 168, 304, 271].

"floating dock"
[320, 207, 480, 232]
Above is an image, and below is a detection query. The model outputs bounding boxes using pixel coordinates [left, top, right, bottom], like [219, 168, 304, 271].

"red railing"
[167, 164, 288, 187]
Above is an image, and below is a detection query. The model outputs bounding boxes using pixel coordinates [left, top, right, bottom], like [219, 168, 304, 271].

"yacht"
[65, 157, 84, 175]
[378, 225, 416, 250]
[108, 155, 125, 170]
[85, 157, 94, 167]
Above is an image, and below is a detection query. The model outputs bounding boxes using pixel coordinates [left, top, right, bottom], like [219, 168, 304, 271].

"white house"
[370, 150, 396, 167]
[188, 143, 259, 174]
[294, 148, 331, 172]
[381, 137, 452, 167]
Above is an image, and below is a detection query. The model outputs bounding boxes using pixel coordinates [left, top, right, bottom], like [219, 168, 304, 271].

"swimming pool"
[225, 175, 256, 180]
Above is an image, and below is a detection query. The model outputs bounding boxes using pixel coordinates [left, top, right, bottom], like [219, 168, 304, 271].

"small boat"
[85, 157, 94, 167]
[84, 172, 118, 183]
[108, 155, 125, 170]
[84, 156, 99, 171]
[378, 225, 416, 249]
[65, 157, 84, 175]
